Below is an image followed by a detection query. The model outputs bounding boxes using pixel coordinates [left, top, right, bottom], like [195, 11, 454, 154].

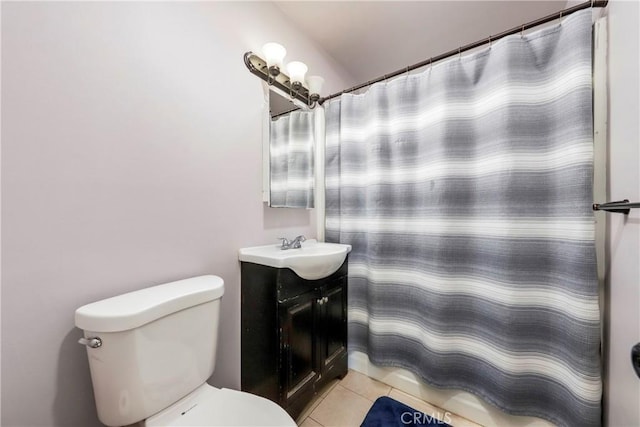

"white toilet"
[75, 275, 296, 427]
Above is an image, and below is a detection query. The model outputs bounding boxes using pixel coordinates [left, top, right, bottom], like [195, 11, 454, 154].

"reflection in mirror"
[268, 89, 315, 209]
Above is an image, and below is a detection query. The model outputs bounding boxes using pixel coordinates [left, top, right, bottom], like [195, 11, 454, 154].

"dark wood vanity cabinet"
[241, 260, 348, 419]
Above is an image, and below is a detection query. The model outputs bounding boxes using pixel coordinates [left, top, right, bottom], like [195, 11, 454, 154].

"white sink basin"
[238, 239, 352, 280]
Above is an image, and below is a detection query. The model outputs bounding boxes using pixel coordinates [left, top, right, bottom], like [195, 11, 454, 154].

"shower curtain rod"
[318, 0, 608, 105]
[593, 200, 640, 215]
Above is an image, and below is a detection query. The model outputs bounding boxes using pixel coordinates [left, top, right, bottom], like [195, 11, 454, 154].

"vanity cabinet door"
[320, 283, 347, 370]
[279, 291, 319, 407]
[316, 280, 348, 386]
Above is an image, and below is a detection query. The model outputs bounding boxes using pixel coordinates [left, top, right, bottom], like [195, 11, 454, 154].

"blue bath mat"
[361, 396, 452, 427]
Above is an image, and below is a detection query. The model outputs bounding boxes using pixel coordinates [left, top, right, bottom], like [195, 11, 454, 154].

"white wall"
[605, 0, 640, 426]
[0, 2, 352, 426]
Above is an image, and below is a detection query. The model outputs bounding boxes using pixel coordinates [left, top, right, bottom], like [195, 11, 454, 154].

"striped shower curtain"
[269, 110, 315, 208]
[325, 10, 601, 427]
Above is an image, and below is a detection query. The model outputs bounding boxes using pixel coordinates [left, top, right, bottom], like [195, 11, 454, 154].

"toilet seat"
[144, 383, 296, 427]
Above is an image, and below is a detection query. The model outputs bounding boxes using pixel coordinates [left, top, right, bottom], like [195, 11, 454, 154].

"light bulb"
[286, 61, 308, 89]
[306, 75, 324, 98]
[262, 42, 286, 70]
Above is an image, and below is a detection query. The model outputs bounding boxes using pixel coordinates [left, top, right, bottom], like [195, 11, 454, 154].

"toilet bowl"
[145, 384, 296, 427]
[75, 275, 295, 427]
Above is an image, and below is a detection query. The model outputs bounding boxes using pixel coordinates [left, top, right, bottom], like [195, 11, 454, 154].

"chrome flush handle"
[78, 337, 102, 349]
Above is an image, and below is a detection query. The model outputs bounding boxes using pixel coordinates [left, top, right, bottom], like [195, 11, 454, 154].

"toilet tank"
[75, 275, 225, 427]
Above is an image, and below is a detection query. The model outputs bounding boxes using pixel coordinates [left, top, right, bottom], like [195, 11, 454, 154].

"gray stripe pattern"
[269, 110, 314, 208]
[325, 10, 600, 427]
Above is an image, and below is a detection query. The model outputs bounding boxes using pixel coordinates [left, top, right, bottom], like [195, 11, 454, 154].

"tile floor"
[296, 370, 482, 427]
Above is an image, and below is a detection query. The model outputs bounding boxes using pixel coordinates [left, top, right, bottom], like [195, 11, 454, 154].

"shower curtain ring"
[521, 24, 525, 38]
[458, 47, 461, 59]
[559, 11, 563, 25]
[488, 35, 492, 49]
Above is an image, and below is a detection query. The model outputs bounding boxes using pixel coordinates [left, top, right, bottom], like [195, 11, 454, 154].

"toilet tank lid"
[75, 275, 224, 333]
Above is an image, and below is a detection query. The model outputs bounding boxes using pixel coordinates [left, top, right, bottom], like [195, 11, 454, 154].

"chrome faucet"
[277, 235, 306, 250]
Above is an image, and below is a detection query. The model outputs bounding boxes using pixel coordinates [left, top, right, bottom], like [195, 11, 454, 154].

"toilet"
[75, 275, 296, 427]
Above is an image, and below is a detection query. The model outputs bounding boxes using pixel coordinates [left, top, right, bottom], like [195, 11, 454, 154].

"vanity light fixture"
[306, 76, 324, 104]
[286, 61, 308, 91]
[243, 43, 324, 108]
[262, 42, 286, 83]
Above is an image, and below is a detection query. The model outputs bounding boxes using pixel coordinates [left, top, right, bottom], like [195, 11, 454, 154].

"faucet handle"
[277, 237, 290, 249]
[291, 235, 307, 249]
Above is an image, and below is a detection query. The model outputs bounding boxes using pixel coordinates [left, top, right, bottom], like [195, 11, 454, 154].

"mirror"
[267, 89, 315, 209]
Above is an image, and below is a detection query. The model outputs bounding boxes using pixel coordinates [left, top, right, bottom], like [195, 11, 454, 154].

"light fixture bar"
[243, 52, 312, 107]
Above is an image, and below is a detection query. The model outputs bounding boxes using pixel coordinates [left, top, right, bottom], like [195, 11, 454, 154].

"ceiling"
[274, 1, 573, 88]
